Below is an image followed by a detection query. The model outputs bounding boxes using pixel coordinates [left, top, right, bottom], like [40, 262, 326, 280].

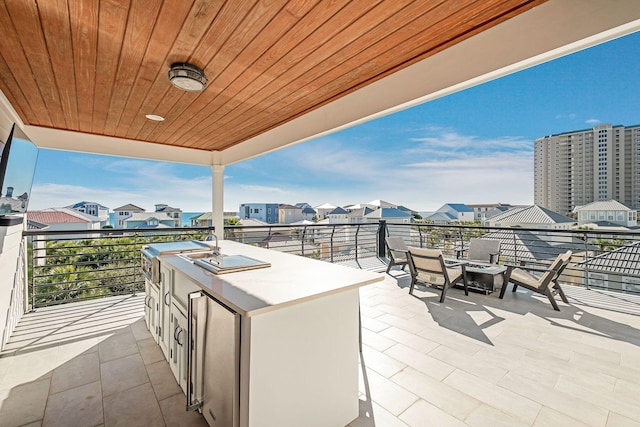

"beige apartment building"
[534, 123, 640, 214]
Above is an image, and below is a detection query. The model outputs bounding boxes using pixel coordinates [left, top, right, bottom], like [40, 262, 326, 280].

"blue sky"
[30, 31, 640, 213]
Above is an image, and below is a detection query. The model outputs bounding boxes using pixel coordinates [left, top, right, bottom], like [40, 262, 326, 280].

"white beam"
[22, 126, 215, 166]
[212, 164, 225, 240]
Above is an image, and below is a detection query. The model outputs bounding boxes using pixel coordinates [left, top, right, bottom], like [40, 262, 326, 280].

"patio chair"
[407, 247, 469, 303]
[456, 238, 501, 264]
[468, 238, 501, 264]
[499, 250, 572, 311]
[385, 236, 410, 274]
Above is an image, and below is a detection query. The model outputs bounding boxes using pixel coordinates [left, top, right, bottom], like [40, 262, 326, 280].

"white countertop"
[160, 240, 384, 316]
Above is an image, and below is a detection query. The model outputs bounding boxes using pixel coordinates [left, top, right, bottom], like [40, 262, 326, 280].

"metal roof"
[113, 204, 145, 212]
[482, 229, 592, 262]
[489, 205, 573, 224]
[365, 207, 411, 218]
[574, 200, 633, 212]
[67, 201, 109, 210]
[443, 204, 474, 213]
[579, 242, 640, 276]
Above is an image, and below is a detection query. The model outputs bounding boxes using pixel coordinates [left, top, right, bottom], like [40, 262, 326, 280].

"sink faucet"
[205, 232, 219, 254]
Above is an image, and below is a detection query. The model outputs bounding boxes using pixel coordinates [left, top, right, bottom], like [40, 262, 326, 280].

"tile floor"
[0, 294, 207, 427]
[2, 268, 640, 427]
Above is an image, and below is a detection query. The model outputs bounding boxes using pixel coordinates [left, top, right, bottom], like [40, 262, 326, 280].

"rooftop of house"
[579, 241, 640, 275]
[66, 201, 109, 210]
[154, 205, 182, 213]
[27, 208, 97, 224]
[489, 205, 574, 224]
[113, 204, 145, 212]
[366, 207, 412, 219]
[328, 207, 349, 215]
[574, 200, 633, 212]
[440, 203, 474, 213]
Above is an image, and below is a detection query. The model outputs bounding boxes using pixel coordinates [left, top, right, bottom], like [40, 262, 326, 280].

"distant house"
[314, 203, 337, 220]
[190, 211, 238, 227]
[327, 207, 349, 224]
[66, 201, 110, 227]
[278, 204, 303, 224]
[574, 200, 638, 229]
[366, 199, 398, 209]
[295, 202, 312, 210]
[191, 212, 212, 227]
[122, 213, 175, 229]
[467, 203, 513, 221]
[154, 204, 182, 227]
[27, 208, 102, 238]
[301, 207, 316, 221]
[113, 204, 145, 228]
[484, 205, 513, 220]
[426, 204, 474, 224]
[578, 242, 640, 293]
[484, 205, 574, 230]
[480, 228, 594, 263]
[347, 207, 374, 224]
[365, 207, 412, 224]
[233, 218, 288, 245]
[239, 203, 279, 224]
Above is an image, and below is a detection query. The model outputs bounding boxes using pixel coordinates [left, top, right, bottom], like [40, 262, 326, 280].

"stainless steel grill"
[141, 240, 212, 284]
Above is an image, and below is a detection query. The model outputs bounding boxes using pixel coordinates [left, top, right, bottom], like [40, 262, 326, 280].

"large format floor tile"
[3, 268, 640, 427]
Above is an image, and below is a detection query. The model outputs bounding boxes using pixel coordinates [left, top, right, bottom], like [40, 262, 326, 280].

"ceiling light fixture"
[168, 62, 207, 92]
[145, 114, 165, 121]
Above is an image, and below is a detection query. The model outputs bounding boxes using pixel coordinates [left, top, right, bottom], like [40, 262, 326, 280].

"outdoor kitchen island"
[156, 240, 384, 427]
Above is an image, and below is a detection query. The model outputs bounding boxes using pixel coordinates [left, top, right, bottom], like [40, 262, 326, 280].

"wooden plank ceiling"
[0, 0, 544, 152]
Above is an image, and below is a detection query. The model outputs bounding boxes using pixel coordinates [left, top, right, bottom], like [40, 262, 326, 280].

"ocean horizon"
[108, 212, 204, 227]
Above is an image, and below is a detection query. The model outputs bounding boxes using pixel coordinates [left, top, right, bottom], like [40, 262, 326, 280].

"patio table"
[446, 259, 506, 294]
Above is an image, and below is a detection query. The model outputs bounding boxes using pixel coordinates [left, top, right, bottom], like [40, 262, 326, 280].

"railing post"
[377, 220, 387, 258]
[583, 232, 591, 290]
[267, 226, 272, 249]
[301, 226, 306, 257]
[355, 224, 360, 261]
[31, 236, 37, 312]
[131, 234, 136, 297]
[330, 226, 335, 263]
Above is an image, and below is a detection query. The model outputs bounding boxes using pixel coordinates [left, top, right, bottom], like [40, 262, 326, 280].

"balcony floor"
[2, 269, 640, 426]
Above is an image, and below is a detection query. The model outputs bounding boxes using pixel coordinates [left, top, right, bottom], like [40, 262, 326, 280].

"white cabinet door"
[159, 265, 173, 359]
[170, 301, 188, 393]
[145, 280, 160, 340]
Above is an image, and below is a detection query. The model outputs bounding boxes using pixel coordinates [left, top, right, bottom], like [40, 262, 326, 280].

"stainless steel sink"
[180, 250, 220, 260]
[180, 252, 270, 274]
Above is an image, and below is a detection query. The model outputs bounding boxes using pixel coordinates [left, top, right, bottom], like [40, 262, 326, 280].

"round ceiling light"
[145, 114, 165, 121]
[168, 62, 207, 92]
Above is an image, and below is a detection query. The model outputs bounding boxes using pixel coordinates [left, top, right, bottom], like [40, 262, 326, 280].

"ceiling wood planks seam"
[0, 0, 547, 152]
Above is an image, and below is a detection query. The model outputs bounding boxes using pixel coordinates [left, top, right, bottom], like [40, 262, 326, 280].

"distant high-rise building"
[534, 123, 640, 214]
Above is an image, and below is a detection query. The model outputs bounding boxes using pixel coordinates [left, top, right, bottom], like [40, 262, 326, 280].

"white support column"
[211, 164, 225, 238]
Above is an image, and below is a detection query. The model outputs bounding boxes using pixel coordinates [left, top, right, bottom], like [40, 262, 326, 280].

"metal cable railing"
[23, 221, 640, 308]
[25, 227, 211, 308]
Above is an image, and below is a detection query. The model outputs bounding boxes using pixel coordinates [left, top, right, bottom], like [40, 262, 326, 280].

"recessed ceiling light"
[168, 62, 207, 92]
[145, 114, 165, 121]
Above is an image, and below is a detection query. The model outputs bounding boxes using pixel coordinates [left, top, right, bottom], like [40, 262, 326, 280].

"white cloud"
[31, 160, 214, 212]
[238, 184, 287, 193]
[407, 131, 531, 155]
[555, 113, 577, 120]
[585, 118, 600, 124]
[31, 127, 535, 214]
